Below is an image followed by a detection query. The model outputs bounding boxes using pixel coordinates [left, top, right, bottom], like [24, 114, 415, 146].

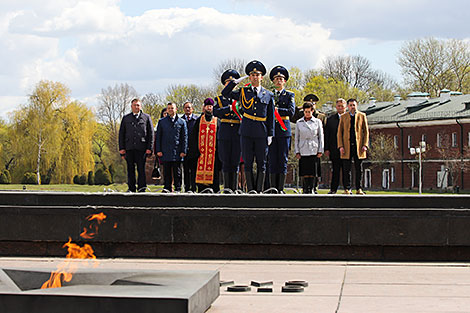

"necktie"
[254, 87, 258, 96]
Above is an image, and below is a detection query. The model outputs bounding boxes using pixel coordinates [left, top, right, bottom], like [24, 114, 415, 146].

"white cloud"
[0, 2, 345, 118]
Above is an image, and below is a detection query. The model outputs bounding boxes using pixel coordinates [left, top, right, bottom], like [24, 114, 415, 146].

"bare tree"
[212, 58, 247, 85]
[398, 37, 455, 96]
[447, 39, 470, 92]
[368, 133, 399, 168]
[97, 83, 138, 155]
[437, 134, 470, 188]
[141, 93, 165, 124]
[321, 55, 374, 90]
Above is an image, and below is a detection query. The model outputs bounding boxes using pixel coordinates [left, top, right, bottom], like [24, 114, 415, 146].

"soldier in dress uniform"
[222, 60, 275, 193]
[213, 69, 242, 192]
[268, 65, 295, 193]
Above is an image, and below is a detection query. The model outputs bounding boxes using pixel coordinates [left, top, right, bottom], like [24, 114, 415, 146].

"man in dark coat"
[118, 98, 154, 192]
[182, 101, 199, 192]
[324, 98, 347, 194]
[155, 102, 188, 192]
[188, 98, 221, 193]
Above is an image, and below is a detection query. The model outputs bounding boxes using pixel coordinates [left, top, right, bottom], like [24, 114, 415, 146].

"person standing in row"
[268, 65, 295, 193]
[324, 98, 347, 194]
[222, 60, 274, 193]
[118, 98, 154, 193]
[295, 102, 324, 193]
[213, 69, 242, 192]
[188, 98, 220, 193]
[182, 101, 198, 192]
[155, 102, 188, 192]
[337, 98, 369, 195]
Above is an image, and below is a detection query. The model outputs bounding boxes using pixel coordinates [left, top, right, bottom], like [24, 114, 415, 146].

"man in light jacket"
[337, 98, 369, 195]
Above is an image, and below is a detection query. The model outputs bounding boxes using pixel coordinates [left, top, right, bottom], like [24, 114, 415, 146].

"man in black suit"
[182, 101, 199, 192]
[324, 98, 346, 194]
[119, 98, 154, 192]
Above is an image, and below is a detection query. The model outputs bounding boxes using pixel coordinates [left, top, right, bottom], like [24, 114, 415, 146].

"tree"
[0, 119, 15, 171]
[397, 37, 463, 96]
[436, 134, 470, 189]
[97, 83, 138, 156]
[165, 84, 215, 113]
[212, 58, 247, 88]
[321, 55, 374, 91]
[368, 134, 399, 168]
[11, 80, 67, 184]
[141, 93, 165, 123]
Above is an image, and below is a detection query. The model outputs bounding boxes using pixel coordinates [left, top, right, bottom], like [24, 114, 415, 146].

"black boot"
[278, 173, 286, 193]
[223, 172, 231, 192]
[270, 174, 277, 190]
[306, 177, 314, 194]
[302, 177, 309, 194]
[312, 177, 318, 194]
[245, 171, 255, 193]
[256, 171, 266, 193]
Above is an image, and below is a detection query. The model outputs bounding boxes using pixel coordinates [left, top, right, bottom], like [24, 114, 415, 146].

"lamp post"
[410, 141, 426, 194]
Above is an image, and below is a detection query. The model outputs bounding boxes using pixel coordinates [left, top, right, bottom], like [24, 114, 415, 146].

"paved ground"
[1, 258, 470, 312]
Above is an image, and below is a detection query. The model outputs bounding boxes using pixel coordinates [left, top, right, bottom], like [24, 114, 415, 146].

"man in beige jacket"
[337, 98, 369, 195]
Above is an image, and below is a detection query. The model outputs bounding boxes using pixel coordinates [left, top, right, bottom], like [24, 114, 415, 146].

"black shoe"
[328, 190, 336, 194]
[256, 172, 266, 193]
[245, 171, 255, 192]
[278, 173, 286, 193]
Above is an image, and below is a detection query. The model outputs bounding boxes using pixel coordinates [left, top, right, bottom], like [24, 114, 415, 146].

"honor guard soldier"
[213, 69, 242, 192]
[222, 60, 275, 193]
[268, 65, 295, 193]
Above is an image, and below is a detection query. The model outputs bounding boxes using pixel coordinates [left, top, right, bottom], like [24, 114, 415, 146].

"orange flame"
[80, 212, 107, 239]
[40, 238, 97, 289]
[42, 212, 106, 289]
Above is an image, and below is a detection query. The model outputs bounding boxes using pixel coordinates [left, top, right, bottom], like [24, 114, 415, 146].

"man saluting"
[222, 60, 275, 193]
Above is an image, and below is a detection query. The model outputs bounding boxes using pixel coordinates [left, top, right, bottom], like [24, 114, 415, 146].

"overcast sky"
[0, 0, 468, 118]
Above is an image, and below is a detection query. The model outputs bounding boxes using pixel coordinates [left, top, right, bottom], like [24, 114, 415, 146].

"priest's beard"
[204, 110, 213, 122]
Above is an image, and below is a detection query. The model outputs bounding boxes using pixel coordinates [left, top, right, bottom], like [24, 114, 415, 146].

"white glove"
[267, 136, 273, 146]
[234, 75, 248, 84]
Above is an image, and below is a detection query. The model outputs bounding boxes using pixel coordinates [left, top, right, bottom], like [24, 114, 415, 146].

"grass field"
[0, 184, 461, 195]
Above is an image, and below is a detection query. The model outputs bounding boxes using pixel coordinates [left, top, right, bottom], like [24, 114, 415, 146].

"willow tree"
[10, 80, 95, 183]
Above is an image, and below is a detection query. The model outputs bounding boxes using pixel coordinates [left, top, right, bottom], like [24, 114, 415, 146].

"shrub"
[79, 174, 87, 185]
[3, 170, 11, 184]
[21, 172, 38, 184]
[0, 172, 7, 184]
[73, 175, 80, 184]
[94, 168, 112, 185]
[41, 173, 51, 185]
[87, 171, 94, 185]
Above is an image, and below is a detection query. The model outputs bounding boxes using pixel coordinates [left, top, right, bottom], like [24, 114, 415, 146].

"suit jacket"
[222, 81, 274, 138]
[118, 111, 154, 152]
[182, 114, 198, 139]
[324, 113, 341, 160]
[337, 111, 369, 159]
[273, 89, 295, 137]
[155, 115, 188, 162]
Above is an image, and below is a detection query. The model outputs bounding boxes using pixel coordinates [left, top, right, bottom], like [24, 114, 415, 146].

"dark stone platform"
[0, 267, 219, 313]
[1, 191, 470, 261]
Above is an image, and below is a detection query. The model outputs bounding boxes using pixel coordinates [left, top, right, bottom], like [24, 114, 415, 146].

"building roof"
[360, 93, 470, 124]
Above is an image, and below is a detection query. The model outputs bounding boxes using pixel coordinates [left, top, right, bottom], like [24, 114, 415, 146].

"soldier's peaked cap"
[269, 65, 289, 82]
[304, 94, 319, 102]
[245, 60, 266, 76]
[221, 69, 241, 85]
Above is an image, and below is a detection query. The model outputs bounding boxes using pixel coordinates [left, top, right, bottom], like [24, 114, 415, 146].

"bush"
[87, 171, 94, 185]
[3, 170, 11, 184]
[108, 163, 115, 182]
[0, 172, 7, 184]
[79, 174, 87, 185]
[21, 172, 38, 184]
[41, 173, 51, 185]
[73, 175, 80, 184]
[94, 168, 112, 185]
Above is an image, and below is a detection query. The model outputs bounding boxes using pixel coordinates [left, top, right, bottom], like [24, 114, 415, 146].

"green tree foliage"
[141, 93, 165, 124]
[0, 172, 8, 184]
[10, 80, 95, 184]
[73, 175, 80, 184]
[94, 167, 112, 185]
[79, 173, 87, 185]
[165, 84, 215, 113]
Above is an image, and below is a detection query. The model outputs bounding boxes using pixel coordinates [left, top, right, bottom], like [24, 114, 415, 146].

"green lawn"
[0, 184, 460, 195]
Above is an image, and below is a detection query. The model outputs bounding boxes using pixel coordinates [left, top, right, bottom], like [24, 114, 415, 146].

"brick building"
[358, 90, 470, 191]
